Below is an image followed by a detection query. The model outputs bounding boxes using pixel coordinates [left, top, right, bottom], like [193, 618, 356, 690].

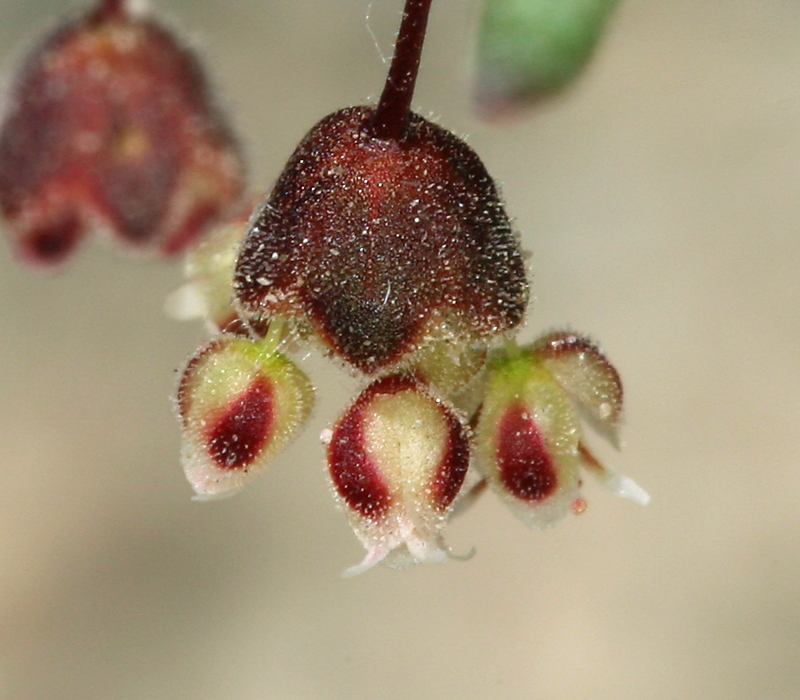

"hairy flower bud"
[475, 333, 648, 527]
[0, 0, 244, 266]
[234, 106, 527, 374]
[326, 373, 471, 575]
[176, 331, 314, 499]
[477, 354, 582, 526]
[165, 200, 255, 333]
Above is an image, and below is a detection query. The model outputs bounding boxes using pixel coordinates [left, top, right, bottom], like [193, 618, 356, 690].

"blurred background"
[1, 1, 799, 698]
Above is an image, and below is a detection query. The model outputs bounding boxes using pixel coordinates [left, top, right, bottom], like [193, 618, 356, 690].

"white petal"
[342, 546, 389, 578]
[600, 471, 651, 506]
[164, 283, 207, 321]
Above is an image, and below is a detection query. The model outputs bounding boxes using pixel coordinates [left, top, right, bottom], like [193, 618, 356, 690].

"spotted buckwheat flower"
[325, 373, 471, 576]
[176, 327, 314, 499]
[0, 0, 244, 266]
[475, 332, 649, 528]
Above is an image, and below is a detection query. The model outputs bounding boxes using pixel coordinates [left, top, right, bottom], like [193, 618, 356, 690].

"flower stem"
[504, 337, 523, 361]
[370, 0, 434, 141]
[264, 316, 287, 350]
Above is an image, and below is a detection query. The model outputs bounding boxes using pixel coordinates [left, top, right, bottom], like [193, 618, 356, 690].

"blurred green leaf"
[475, 0, 619, 118]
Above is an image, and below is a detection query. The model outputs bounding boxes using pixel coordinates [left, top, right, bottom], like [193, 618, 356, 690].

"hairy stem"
[370, 0, 434, 141]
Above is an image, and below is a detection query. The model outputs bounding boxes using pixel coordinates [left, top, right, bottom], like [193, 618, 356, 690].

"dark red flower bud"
[0, 0, 244, 266]
[234, 105, 528, 374]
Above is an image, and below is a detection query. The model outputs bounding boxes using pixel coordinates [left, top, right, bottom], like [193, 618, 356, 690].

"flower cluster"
[164, 0, 648, 574]
[168, 20, 648, 571]
[1, 0, 647, 575]
[175, 240, 648, 574]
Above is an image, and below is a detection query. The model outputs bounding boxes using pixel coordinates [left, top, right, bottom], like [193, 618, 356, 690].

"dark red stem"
[370, 0, 434, 141]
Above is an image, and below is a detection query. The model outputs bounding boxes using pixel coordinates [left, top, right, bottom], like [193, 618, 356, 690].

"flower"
[0, 0, 244, 266]
[165, 0, 647, 575]
[475, 332, 649, 528]
[325, 373, 471, 576]
[233, 106, 528, 374]
[176, 326, 314, 499]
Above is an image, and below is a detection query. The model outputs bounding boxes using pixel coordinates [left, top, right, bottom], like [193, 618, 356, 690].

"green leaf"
[475, 0, 619, 117]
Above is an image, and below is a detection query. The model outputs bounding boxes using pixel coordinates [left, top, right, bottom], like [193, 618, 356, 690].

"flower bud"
[0, 0, 244, 266]
[475, 334, 647, 528]
[326, 374, 471, 575]
[477, 353, 582, 527]
[164, 200, 255, 333]
[176, 332, 314, 499]
[234, 106, 528, 374]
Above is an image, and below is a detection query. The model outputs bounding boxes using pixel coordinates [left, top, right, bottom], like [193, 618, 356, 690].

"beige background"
[1, 1, 799, 698]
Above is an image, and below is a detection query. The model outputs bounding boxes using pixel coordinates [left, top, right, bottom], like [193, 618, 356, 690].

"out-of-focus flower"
[325, 373, 471, 576]
[475, 332, 649, 528]
[176, 327, 314, 499]
[0, 0, 244, 266]
[233, 106, 528, 374]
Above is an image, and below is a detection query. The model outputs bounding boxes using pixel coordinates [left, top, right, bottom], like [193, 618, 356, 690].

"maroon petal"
[496, 401, 559, 502]
[205, 377, 275, 470]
